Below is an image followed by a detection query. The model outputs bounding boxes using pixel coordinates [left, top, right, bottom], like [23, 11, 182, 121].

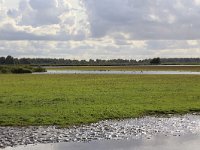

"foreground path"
[1, 114, 200, 149]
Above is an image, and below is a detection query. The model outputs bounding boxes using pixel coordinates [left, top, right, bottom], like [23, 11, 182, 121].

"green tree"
[0, 57, 6, 64]
[150, 57, 161, 65]
[5, 55, 15, 65]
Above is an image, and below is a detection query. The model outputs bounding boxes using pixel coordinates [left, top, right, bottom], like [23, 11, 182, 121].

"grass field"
[0, 74, 200, 127]
[47, 65, 200, 72]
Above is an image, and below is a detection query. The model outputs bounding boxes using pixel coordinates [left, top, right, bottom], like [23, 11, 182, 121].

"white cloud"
[0, 0, 89, 40]
[0, 40, 199, 60]
[194, 0, 200, 5]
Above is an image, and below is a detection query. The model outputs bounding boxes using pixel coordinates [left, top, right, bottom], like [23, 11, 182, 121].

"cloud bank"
[0, 0, 200, 59]
[84, 0, 200, 40]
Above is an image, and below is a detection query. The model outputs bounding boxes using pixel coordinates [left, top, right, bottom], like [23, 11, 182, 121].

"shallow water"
[4, 134, 200, 150]
[1, 115, 200, 149]
[34, 70, 200, 75]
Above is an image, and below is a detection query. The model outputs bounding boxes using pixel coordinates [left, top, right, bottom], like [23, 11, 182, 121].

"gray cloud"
[84, 0, 200, 40]
[19, 0, 61, 26]
[0, 0, 200, 59]
[2, 0, 200, 41]
[29, 0, 58, 10]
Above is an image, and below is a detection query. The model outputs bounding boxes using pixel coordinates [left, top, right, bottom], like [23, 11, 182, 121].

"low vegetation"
[0, 65, 46, 74]
[0, 74, 200, 126]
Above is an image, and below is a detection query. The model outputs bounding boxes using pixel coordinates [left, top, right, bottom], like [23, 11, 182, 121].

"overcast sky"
[0, 0, 200, 59]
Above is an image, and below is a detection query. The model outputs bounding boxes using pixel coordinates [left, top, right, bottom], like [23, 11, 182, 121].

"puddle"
[1, 115, 200, 149]
[34, 70, 200, 75]
[4, 134, 200, 150]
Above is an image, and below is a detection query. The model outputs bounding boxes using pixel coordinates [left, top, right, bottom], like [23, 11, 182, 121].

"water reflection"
[5, 134, 200, 150]
[34, 70, 200, 75]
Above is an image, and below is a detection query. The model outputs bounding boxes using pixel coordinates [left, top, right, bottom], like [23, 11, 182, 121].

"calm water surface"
[35, 70, 200, 75]
[4, 134, 200, 150]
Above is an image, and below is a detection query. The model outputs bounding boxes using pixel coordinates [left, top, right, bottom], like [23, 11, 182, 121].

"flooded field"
[34, 70, 200, 75]
[1, 115, 200, 149]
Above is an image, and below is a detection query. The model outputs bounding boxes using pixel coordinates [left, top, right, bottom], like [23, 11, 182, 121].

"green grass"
[0, 74, 200, 127]
[47, 66, 200, 72]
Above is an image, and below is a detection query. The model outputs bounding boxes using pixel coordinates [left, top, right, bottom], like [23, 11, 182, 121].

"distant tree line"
[160, 58, 200, 65]
[0, 55, 200, 66]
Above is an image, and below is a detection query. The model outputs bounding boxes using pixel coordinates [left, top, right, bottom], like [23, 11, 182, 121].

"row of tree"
[0, 55, 200, 66]
[0, 55, 147, 65]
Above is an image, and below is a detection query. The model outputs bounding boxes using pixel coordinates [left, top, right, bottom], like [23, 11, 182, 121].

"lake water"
[34, 70, 200, 75]
[4, 134, 200, 150]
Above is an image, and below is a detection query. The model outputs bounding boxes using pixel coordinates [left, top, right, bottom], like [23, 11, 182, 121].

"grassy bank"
[0, 74, 200, 126]
[47, 65, 200, 72]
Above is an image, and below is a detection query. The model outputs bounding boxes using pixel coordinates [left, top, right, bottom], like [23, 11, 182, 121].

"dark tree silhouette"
[0, 57, 6, 64]
[150, 57, 161, 65]
[0, 55, 200, 65]
[5, 55, 15, 65]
